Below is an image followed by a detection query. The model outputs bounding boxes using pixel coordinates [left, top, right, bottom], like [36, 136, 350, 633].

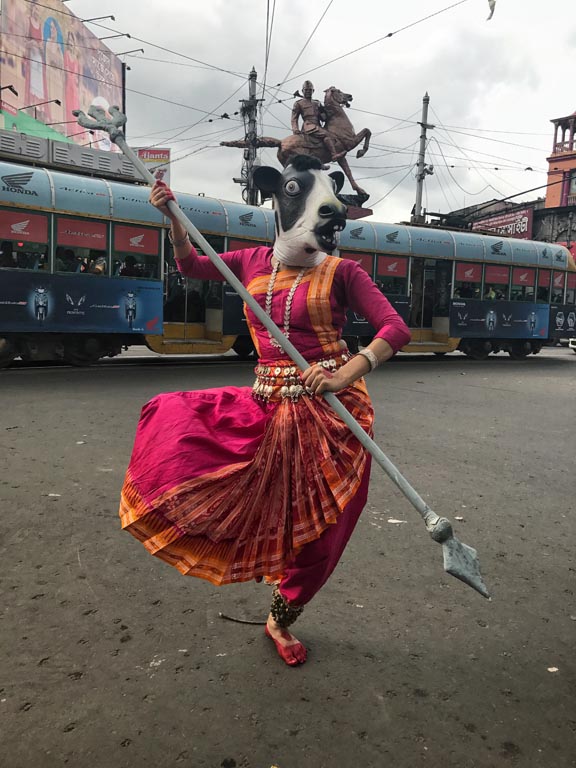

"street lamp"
[116, 49, 144, 56]
[20, 99, 61, 120]
[99, 34, 131, 41]
[0, 85, 19, 97]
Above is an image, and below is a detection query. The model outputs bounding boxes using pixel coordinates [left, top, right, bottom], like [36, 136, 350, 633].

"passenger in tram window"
[459, 283, 476, 298]
[0, 241, 15, 268]
[34, 252, 48, 270]
[56, 248, 78, 272]
[484, 285, 496, 299]
[119, 254, 141, 277]
[88, 253, 107, 275]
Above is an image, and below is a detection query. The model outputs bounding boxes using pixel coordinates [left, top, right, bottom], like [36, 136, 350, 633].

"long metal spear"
[75, 106, 490, 599]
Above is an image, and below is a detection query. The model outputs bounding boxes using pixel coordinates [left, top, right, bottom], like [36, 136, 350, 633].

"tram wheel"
[462, 341, 491, 361]
[508, 341, 531, 360]
[63, 337, 102, 367]
[232, 336, 256, 360]
[0, 337, 17, 369]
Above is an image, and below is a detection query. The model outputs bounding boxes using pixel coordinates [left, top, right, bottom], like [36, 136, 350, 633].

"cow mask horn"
[253, 155, 346, 268]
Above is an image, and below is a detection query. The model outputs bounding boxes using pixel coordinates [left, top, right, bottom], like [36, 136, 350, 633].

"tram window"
[164, 234, 224, 324]
[376, 255, 407, 294]
[454, 262, 481, 298]
[55, 246, 108, 275]
[537, 270, 551, 303]
[206, 280, 223, 309]
[552, 271, 565, 303]
[115, 252, 159, 279]
[511, 267, 536, 301]
[567, 274, 576, 304]
[1, 240, 48, 270]
[166, 233, 225, 269]
[484, 265, 510, 300]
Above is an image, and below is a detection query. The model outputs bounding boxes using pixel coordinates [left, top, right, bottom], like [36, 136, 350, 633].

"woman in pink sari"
[120, 156, 411, 666]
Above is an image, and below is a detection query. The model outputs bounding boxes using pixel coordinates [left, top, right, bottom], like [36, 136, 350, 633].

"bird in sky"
[487, 0, 496, 20]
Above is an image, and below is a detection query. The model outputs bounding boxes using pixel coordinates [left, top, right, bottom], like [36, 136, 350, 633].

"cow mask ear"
[253, 166, 282, 195]
[329, 171, 344, 193]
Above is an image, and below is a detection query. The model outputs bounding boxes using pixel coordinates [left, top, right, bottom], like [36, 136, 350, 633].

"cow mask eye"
[284, 179, 301, 196]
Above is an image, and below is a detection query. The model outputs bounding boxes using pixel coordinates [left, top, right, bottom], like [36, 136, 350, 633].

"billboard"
[471, 208, 533, 240]
[0, 271, 163, 335]
[0, 0, 123, 150]
[136, 148, 171, 186]
[450, 299, 549, 339]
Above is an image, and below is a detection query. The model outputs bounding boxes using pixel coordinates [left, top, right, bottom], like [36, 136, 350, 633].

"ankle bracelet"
[270, 586, 304, 628]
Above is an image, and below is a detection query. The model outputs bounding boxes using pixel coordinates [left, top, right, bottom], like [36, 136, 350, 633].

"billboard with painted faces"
[0, 0, 123, 150]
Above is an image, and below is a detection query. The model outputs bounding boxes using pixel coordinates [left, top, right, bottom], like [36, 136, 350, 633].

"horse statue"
[221, 87, 371, 200]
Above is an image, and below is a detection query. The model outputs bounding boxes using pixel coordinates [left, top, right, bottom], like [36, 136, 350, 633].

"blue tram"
[0, 153, 575, 367]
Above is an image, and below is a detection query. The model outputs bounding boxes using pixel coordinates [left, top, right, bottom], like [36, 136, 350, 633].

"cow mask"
[253, 156, 347, 268]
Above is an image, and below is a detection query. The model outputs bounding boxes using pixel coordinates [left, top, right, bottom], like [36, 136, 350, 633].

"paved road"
[1, 349, 575, 768]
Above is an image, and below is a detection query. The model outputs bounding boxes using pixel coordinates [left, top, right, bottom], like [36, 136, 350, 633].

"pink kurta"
[119, 246, 410, 604]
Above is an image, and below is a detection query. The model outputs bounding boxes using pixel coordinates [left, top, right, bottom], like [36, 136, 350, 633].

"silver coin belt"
[252, 352, 350, 403]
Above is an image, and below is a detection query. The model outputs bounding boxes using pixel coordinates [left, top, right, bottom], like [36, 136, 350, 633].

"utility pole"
[233, 68, 262, 206]
[411, 92, 435, 225]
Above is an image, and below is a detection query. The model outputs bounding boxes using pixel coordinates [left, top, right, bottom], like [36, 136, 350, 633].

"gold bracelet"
[357, 348, 379, 371]
[168, 230, 190, 247]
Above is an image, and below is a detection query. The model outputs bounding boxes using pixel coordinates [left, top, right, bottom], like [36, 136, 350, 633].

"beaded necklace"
[265, 260, 307, 348]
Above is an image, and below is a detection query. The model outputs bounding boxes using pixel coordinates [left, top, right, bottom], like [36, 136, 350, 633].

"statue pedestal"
[338, 192, 372, 220]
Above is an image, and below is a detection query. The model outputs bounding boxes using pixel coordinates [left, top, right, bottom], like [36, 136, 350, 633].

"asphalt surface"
[1, 348, 575, 768]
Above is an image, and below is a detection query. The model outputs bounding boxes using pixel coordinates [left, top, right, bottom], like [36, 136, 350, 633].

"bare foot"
[265, 614, 307, 666]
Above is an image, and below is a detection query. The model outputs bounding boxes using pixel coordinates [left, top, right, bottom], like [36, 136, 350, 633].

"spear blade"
[442, 536, 490, 598]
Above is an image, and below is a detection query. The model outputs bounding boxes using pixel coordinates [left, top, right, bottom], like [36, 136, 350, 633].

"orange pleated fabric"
[119, 385, 372, 586]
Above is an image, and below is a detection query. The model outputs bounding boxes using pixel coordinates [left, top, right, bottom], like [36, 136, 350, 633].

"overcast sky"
[61, 0, 575, 223]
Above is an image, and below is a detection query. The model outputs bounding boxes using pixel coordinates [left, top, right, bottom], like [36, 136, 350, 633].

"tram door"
[409, 258, 436, 329]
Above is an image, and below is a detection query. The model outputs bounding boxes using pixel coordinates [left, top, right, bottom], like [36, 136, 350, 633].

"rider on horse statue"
[291, 81, 345, 162]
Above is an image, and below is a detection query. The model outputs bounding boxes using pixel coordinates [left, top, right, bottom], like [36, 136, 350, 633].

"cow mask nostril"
[319, 204, 338, 218]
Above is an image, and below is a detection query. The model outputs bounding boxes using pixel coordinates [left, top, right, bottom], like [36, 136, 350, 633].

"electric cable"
[431, 138, 492, 197]
[277, 0, 471, 86]
[370, 166, 415, 209]
[262, 0, 335, 118]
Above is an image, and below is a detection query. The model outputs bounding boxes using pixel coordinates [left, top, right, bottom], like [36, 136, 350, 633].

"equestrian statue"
[221, 81, 372, 203]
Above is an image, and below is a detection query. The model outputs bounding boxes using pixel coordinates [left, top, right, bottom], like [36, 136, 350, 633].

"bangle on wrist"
[357, 348, 379, 371]
[168, 229, 190, 247]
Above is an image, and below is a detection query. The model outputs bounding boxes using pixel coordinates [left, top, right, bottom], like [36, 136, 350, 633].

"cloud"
[66, 0, 575, 223]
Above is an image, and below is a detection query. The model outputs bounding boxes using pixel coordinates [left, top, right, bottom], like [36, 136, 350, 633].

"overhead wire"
[20, 0, 247, 81]
[429, 106, 512, 198]
[8, 10, 553, 144]
[431, 138, 492, 197]
[277, 0, 471, 86]
[261, 0, 335, 117]
[370, 166, 415, 209]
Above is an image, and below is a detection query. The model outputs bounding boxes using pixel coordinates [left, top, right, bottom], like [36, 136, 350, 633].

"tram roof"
[337, 220, 572, 271]
[0, 159, 571, 270]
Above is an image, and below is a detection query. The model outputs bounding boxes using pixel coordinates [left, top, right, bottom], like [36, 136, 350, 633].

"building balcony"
[568, 194, 576, 206]
[552, 141, 576, 155]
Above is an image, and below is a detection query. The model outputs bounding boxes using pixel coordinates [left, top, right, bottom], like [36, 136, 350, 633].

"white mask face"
[273, 171, 342, 268]
[273, 235, 326, 268]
